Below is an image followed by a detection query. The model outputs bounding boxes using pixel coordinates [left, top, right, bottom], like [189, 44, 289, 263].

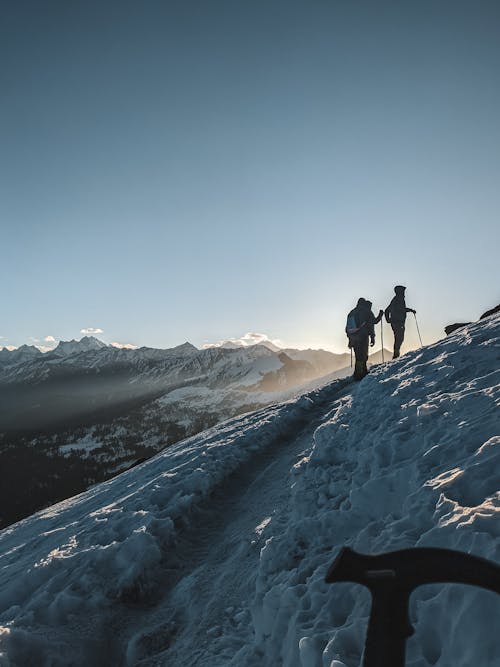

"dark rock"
[480, 304, 500, 320]
[445, 323, 471, 336]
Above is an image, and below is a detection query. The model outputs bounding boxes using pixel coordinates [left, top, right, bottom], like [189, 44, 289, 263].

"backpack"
[345, 312, 366, 346]
[345, 313, 359, 335]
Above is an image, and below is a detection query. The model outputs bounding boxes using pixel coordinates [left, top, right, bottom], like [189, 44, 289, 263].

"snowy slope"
[0, 314, 498, 666]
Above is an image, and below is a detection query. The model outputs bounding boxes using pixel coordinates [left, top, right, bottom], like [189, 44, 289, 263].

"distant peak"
[17, 344, 42, 353]
[54, 336, 108, 356]
[204, 337, 282, 352]
[176, 342, 198, 352]
[0, 344, 41, 357]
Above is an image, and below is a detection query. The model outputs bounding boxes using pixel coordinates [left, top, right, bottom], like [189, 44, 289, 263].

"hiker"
[346, 298, 380, 381]
[384, 285, 416, 359]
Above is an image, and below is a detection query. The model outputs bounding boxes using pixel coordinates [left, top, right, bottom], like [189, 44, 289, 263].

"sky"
[1, 0, 499, 353]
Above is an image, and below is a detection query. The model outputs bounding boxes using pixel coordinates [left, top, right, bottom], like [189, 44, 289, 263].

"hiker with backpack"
[384, 285, 416, 359]
[346, 298, 383, 381]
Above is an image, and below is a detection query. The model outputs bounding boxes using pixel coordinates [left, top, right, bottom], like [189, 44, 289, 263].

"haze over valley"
[0, 334, 387, 528]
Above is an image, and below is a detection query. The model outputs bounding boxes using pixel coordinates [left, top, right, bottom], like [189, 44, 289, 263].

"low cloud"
[203, 332, 283, 350]
[111, 342, 139, 350]
[36, 335, 58, 353]
[81, 328, 104, 335]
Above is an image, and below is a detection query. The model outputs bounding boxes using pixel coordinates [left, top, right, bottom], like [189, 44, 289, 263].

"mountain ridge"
[0, 313, 497, 665]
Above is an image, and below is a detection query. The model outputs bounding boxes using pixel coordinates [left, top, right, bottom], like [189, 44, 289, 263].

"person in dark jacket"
[346, 298, 381, 380]
[384, 285, 416, 359]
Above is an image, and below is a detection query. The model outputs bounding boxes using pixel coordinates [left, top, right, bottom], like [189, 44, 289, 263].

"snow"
[58, 435, 103, 456]
[54, 336, 108, 356]
[0, 314, 499, 666]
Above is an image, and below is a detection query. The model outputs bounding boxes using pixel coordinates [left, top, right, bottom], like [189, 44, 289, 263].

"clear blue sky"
[1, 1, 499, 353]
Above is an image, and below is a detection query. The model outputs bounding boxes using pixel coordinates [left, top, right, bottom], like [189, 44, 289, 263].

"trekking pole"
[413, 312, 423, 347]
[380, 321, 384, 362]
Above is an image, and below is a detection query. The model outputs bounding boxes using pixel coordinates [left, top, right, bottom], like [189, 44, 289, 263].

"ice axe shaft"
[326, 546, 500, 667]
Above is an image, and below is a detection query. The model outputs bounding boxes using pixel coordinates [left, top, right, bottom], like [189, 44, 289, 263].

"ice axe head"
[325, 546, 500, 667]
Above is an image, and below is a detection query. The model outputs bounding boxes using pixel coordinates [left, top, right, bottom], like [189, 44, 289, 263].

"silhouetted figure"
[384, 285, 416, 359]
[346, 298, 380, 380]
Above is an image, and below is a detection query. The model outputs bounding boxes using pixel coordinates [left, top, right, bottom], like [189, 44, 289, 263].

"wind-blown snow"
[0, 315, 499, 666]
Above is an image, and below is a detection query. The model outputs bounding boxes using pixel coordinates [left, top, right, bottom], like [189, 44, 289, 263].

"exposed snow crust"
[0, 315, 499, 666]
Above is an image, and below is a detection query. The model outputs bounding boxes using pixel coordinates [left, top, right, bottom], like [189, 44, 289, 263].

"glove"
[378, 309, 383, 317]
[370, 336, 375, 347]
[411, 309, 416, 314]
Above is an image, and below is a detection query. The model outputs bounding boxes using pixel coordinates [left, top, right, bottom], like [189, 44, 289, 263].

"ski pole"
[380, 321, 384, 362]
[413, 312, 423, 347]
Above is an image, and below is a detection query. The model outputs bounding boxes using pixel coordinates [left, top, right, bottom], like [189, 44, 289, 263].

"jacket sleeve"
[373, 310, 383, 324]
[384, 300, 393, 323]
[366, 312, 376, 336]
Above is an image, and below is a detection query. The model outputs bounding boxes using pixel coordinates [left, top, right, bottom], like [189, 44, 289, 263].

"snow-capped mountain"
[214, 339, 282, 352]
[0, 337, 357, 435]
[0, 313, 498, 666]
[0, 336, 365, 528]
[53, 335, 108, 356]
[0, 343, 42, 365]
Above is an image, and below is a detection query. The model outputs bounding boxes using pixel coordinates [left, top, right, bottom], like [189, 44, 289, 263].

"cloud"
[81, 328, 104, 335]
[27, 335, 57, 352]
[35, 335, 58, 352]
[240, 332, 282, 346]
[203, 332, 283, 350]
[111, 342, 139, 350]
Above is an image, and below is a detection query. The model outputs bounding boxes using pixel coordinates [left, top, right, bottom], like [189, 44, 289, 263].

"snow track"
[88, 381, 353, 666]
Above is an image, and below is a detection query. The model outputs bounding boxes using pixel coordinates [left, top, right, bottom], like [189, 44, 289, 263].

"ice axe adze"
[325, 546, 500, 667]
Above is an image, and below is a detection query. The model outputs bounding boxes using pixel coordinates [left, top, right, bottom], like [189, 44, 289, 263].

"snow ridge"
[0, 379, 349, 665]
[0, 314, 499, 666]
[240, 314, 500, 666]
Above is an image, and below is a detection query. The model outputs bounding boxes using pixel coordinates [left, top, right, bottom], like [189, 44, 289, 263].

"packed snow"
[0, 314, 499, 666]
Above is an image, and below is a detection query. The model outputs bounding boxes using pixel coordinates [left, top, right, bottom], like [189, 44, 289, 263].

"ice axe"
[325, 546, 500, 667]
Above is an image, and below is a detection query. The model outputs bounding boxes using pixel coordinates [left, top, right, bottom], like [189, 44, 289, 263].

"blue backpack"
[346, 313, 359, 335]
[346, 312, 366, 342]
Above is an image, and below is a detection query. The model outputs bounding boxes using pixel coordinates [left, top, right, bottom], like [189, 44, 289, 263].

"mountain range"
[0, 336, 360, 432]
[0, 335, 389, 528]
